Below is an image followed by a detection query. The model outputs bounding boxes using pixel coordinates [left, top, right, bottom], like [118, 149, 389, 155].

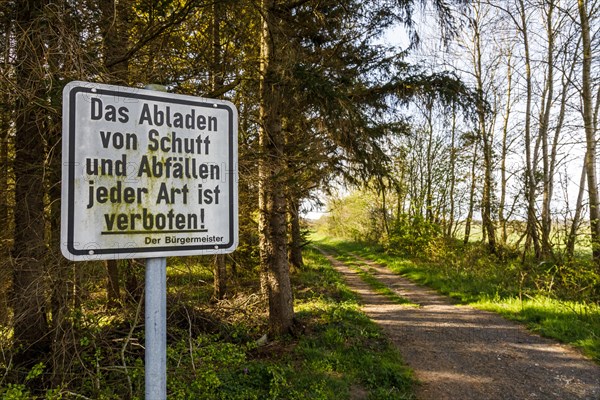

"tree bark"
[11, 0, 51, 365]
[446, 105, 457, 237]
[472, 9, 496, 253]
[499, 48, 513, 245]
[519, 0, 541, 259]
[213, 255, 227, 300]
[578, 0, 600, 267]
[99, 0, 132, 307]
[0, 17, 11, 325]
[106, 261, 121, 307]
[539, 1, 557, 259]
[464, 141, 479, 244]
[46, 3, 74, 378]
[100, 0, 130, 84]
[424, 100, 434, 224]
[288, 197, 304, 270]
[566, 163, 586, 259]
[211, 0, 227, 300]
[258, 0, 294, 335]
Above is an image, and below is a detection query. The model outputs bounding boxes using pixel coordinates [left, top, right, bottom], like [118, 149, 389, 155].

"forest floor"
[318, 249, 600, 400]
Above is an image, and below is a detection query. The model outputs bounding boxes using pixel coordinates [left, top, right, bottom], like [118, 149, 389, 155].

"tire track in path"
[318, 248, 600, 400]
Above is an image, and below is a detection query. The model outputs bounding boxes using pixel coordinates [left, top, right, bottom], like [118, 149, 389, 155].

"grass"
[474, 297, 600, 361]
[165, 247, 416, 399]
[290, 247, 415, 399]
[353, 266, 415, 305]
[313, 235, 600, 364]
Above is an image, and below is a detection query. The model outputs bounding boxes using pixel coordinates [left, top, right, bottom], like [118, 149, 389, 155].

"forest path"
[317, 249, 600, 400]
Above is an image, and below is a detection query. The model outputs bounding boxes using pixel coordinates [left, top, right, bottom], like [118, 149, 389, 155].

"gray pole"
[145, 257, 167, 399]
[144, 84, 168, 400]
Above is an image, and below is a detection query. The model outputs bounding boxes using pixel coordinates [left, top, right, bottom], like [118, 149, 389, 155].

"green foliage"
[386, 214, 442, 256]
[166, 335, 252, 400]
[0, 363, 63, 400]
[546, 260, 600, 302]
[323, 191, 387, 244]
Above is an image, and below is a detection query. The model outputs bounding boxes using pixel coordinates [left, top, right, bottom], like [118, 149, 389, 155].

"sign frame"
[61, 81, 238, 260]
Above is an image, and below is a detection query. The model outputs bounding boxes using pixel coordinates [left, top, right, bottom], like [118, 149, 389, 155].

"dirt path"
[319, 249, 600, 400]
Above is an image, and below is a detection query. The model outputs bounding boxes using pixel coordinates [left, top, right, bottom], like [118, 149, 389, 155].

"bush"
[386, 215, 441, 256]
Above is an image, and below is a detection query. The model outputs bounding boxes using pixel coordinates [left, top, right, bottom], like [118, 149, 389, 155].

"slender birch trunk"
[464, 140, 479, 244]
[578, 0, 600, 267]
[519, 0, 541, 259]
[472, 6, 496, 253]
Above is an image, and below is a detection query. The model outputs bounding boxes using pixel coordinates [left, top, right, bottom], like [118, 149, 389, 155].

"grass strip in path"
[339, 257, 416, 306]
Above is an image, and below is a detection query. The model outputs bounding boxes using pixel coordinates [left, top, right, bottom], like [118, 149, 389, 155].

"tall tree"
[537, 0, 573, 260]
[99, 0, 132, 307]
[258, 0, 294, 334]
[11, 0, 50, 364]
[474, 28, 496, 252]
[577, 0, 600, 268]
[518, 0, 541, 259]
[446, 104, 458, 237]
[0, 3, 13, 325]
[498, 42, 515, 245]
[211, 0, 227, 300]
[464, 138, 479, 244]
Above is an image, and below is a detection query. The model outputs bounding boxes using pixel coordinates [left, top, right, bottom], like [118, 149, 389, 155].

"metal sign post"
[145, 257, 167, 399]
[144, 85, 168, 400]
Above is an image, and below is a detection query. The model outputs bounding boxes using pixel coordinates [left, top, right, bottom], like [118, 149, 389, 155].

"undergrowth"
[0, 248, 414, 399]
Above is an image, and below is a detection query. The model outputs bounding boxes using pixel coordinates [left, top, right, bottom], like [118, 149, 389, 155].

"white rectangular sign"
[61, 81, 238, 260]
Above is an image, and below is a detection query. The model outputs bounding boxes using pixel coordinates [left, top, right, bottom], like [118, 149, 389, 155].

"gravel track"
[319, 249, 600, 400]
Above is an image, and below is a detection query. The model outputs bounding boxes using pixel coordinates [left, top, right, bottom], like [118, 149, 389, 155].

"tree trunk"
[446, 106, 457, 238]
[46, 4, 76, 377]
[424, 101, 434, 224]
[100, 0, 130, 85]
[578, 0, 600, 266]
[288, 197, 304, 270]
[382, 185, 391, 238]
[464, 141, 478, 245]
[258, 0, 294, 335]
[0, 18, 11, 325]
[106, 261, 121, 307]
[211, 0, 228, 299]
[125, 259, 143, 303]
[99, 0, 131, 307]
[11, 0, 51, 365]
[566, 163, 586, 259]
[473, 12, 496, 254]
[213, 255, 227, 300]
[539, 1, 557, 259]
[519, 0, 541, 259]
[0, 130, 8, 325]
[499, 49, 513, 245]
